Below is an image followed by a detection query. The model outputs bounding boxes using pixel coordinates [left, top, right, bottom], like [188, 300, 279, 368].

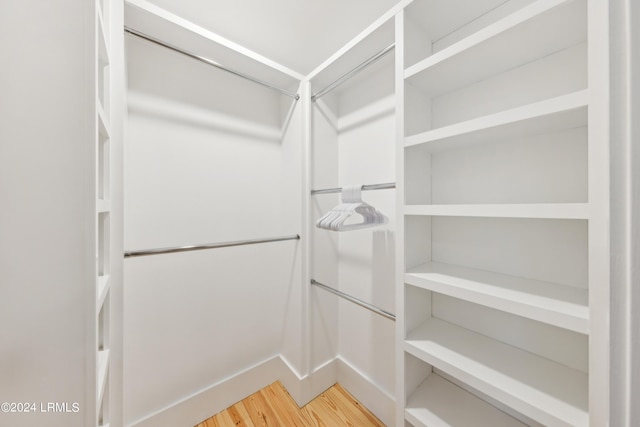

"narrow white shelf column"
[406, 262, 588, 334]
[405, 318, 588, 427]
[95, 0, 113, 424]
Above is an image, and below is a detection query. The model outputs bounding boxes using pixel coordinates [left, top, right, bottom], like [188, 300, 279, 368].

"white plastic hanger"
[316, 185, 388, 231]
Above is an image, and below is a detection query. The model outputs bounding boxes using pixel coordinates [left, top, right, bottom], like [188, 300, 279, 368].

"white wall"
[309, 53, 396, 425]
[0, 1, 94, 426]
[336, 57, 396, 418]
[123, 37, 302, 425]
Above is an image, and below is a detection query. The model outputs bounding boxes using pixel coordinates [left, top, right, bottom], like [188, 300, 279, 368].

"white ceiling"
[144, 0, 403, 75]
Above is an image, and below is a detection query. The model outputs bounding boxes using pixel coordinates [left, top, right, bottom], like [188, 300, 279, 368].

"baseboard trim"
[128, 355, 393, 427]
[279, 356, 339, 407]
[337, 357, 395, 426]
[128, 356, 287, 427]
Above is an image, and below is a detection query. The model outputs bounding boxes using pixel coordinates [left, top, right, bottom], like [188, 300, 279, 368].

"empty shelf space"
[404, 0, 586, 96]
[404, 90, 588, 150]
[405, 262, 588, 333]
[97, 199, 111, 213]
[97, 349, 110, 403]
[97, 8, 111, 66]
[406, 373, 526, 427]
[405, 318, 588, 426]
[97, 275, 111, 311]
[97, 104, 111, 138]
[404, 203, 589, 220]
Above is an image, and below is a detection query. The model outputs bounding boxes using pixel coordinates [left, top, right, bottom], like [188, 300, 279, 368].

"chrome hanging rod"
[311, 279, 395, 321]
[124, 234, 300, 258]
[311, 43, 395, 102]
[311, 182, 396, 195]
[124, 26, 300, 100]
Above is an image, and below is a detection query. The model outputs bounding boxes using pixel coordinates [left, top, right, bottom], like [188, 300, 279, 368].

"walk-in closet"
[2, 0, 639, 426]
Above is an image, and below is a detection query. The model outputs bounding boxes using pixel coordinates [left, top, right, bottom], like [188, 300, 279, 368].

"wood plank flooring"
[195, 381, 386, 427]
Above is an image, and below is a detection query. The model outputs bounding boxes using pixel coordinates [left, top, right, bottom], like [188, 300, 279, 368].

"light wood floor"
[195, 381, 386, 427]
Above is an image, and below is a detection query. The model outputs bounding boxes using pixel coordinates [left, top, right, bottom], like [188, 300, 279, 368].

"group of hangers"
[316, 185, 388, 231]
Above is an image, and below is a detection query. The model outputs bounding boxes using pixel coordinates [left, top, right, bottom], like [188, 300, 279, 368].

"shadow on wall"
[125, 34, 300, 142]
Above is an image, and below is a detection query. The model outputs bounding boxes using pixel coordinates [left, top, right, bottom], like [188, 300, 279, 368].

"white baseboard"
[128, 356, 288, 427]
[128, 355, 394, 427]
[279, 356, 339, 407]
[337, 357, 395, 427]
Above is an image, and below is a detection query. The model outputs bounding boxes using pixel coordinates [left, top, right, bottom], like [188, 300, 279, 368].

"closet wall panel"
[336, 59, 396, 399]
[123, 37, 302, 425]
[310, 94, 341, 371]
[309, 19, 397, 424]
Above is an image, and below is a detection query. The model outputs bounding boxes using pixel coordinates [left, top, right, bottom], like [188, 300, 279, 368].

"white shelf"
[405, 318, 588, 426]
[97, 349, 110, 404]
[404, 0, 586, 96]
[404, 203, 589, 220]
[406, 374, 526, 427]
[404, 90, 588, 150]
[97, 275, 111, 311]
[405, 262, 588, 334]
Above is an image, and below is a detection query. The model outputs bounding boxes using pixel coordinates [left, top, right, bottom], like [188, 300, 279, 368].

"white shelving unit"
[396, 0, 608, 425]
[95, 0, 113, 424]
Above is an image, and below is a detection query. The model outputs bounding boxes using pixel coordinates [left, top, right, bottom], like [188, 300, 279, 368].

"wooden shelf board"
[405, 262, 588, 334]
[97, 349, 110, 404]
[406, 373, 526, 427]
[405, 90, 588, 150]
[404, 0, 586, 96]
[404, 203, 589, 220]
[405, 318, 588, 426]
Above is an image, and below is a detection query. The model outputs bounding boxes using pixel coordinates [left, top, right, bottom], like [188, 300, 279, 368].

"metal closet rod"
[311, 279, 396, 321]
[124, 234, 300, 258]
[311, 43, 395, 102]
[124, 26, 300, 100]
[311, 182, 396, 195]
